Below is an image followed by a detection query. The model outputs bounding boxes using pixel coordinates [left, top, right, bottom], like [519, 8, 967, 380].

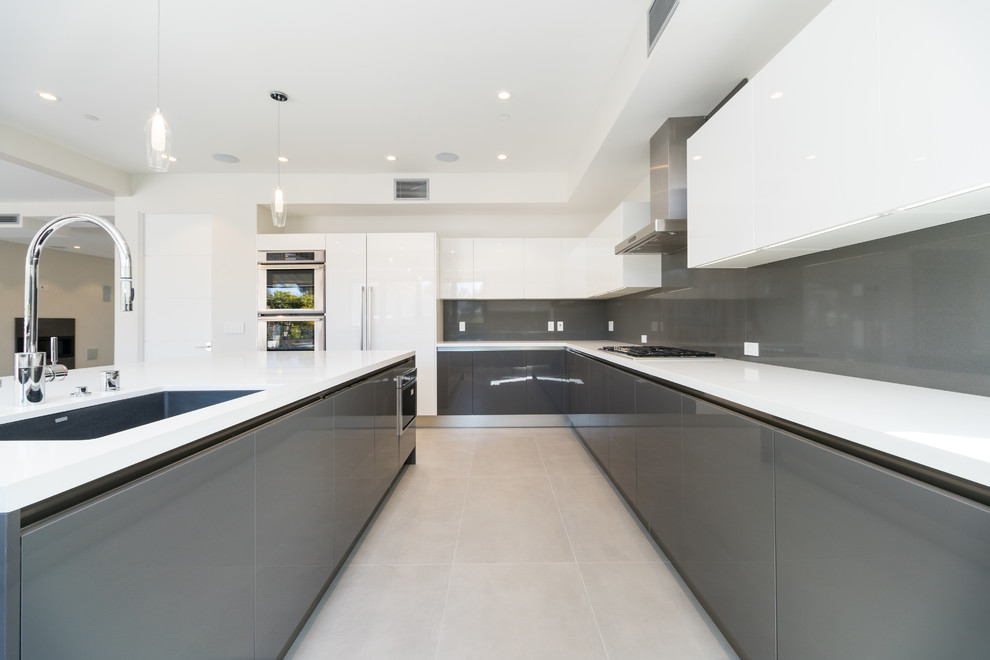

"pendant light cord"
[155, 0, 161, 108]
[276, 99, 281, 186]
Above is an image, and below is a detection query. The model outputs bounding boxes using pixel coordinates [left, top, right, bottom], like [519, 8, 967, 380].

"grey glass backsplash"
[442, 299, 607, 341]
[606, 212, 990, 397]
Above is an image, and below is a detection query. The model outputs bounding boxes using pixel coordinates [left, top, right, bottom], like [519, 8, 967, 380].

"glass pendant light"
[271, 91, 288, 228]
[146, 0, 171, 172]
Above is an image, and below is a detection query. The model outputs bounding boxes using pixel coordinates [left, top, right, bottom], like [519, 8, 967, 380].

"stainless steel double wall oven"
[257, 250, 326, 351]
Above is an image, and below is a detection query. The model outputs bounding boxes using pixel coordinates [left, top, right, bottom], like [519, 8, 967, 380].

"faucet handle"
[50, 336, 58, 364]
[46, 336, 68, 382]
[101, 369, 120, 392]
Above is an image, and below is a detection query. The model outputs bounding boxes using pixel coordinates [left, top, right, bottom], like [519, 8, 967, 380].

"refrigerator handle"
[366, 285, 373, 349]
[360, 285, 367, 350]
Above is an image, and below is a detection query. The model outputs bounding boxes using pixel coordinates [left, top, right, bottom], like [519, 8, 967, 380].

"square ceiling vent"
[0, 213, 22, 228]
[394, 178, 429, 200]
[647, 0, 680, 56]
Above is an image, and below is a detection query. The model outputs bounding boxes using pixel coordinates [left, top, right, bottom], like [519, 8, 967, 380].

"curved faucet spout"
[23, 213, 134, 356]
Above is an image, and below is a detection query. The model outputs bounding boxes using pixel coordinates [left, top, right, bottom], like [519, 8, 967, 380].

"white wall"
[0, 240, 115, 376]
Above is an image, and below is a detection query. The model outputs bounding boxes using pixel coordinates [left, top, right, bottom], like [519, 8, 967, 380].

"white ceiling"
[0, 0, 831, 220]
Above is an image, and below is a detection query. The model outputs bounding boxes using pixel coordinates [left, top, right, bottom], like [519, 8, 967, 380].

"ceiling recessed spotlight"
[278, 156, 289, 163]
[497, 153, 508, 160]
[212, 153, 240, 163]
[770, 91, 784, 100]
[72, 245, 82, 250]
[83, 114, 100, 121]
[497, 90, 512, 100]
[168, 155, 178, 162]
[37, 91, 59, 102]
[386, 155, 397, 161]
[805, 155, 817, 160]
[435, 152, 459, 163]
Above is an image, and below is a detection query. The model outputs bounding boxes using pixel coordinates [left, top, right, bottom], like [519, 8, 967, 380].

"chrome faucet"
[14, 214, 134, 405]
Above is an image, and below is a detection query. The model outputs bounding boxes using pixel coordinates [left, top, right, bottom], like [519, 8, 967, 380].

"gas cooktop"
[599, 345, 717, 358]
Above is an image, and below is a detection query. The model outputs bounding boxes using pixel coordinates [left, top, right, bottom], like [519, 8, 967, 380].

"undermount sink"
[0, 390, 260, 441]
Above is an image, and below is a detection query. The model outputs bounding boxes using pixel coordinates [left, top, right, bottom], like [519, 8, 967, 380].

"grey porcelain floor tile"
[579, 562, 739, 660]
[283, 564, 450, 660]
[455, 476, 574, 564]
[351, 473, 468, 565]
[436, 563, 608, 660]
[536, 434, 602, 477]
[551, 475, 662, 563]
[469, 434, 547, 477]
[407, 430, 477, 477]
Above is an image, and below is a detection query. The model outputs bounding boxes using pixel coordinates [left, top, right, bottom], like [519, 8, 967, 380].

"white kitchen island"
[0, 349, 416, 660]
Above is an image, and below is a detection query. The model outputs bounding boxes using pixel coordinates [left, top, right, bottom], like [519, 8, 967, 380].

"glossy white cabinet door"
[877, 0, 990, 210]
[324, 233, 367, 350]
[474, 238, 525, 299]
[439, 237, 475, 299]
[143, 213, 213, 361]
[687, 83, 755, 268]
[585, 203, 660, 297]
[523, 238, 562, 299]
[366, 233, 437, 415]
[751, 0, 880, 250]
[559, 238, 587, 299]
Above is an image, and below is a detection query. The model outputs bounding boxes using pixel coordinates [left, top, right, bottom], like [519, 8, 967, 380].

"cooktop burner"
[600, 345, 717, 358]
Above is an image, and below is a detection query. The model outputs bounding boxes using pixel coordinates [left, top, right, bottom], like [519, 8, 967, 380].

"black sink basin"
[0, 390, 259, 440]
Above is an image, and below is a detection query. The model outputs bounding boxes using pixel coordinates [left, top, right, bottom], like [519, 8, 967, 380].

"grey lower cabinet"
[438, 349, 564, 415]
[774, 431, 990, 660]
[678, 400, 776, 660]
[607, 368, 637, 505]
[18, 362, 414, 660]
[566, 351, 609, 468]
[20, 434, 257, 660]
[256, 397, 335, 660]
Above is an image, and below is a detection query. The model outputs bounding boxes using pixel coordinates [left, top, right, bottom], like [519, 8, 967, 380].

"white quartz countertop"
[0, 350, 413, 513]
[438, 341, 990, 489]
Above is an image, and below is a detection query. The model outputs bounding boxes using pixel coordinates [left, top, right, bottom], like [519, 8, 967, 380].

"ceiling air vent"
[647, 0, 680, 56]
[394, 178, 429, 201]
[0, 213, 22, 228]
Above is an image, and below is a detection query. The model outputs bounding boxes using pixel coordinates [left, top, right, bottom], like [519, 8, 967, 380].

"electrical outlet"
[744, 342, 760, 357]
[641, 335, 648, 343]
[608, 321, 614, 332]
[556, 321, 563, 331]
[547, 321, 555, 332]
[459, 321, 466, 332]
[223, 321, 245, 334]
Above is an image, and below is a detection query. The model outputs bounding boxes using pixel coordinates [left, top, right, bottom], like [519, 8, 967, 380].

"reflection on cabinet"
[21, 435, 257, 660]
[775, 431, 990, 660]
[437, 349, 564, 416]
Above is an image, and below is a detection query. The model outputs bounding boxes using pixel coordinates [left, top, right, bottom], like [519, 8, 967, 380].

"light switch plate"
[547, 321, 555, 331]
[744, 342, 760, 356]
[556, 321, 563, 331]
[608, 321, 614, 332]
[459, 321, 466, 332]
[224, 322, 245, 334]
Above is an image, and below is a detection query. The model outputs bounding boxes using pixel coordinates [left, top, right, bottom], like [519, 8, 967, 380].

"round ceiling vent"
[435, 152, 459, 163]
[212, 153, 240, 164]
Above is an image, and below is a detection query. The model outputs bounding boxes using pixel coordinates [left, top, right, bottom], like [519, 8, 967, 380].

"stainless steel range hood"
[616, 116, 704, 255]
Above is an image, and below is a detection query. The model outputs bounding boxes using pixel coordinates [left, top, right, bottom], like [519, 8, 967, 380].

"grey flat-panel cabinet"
[584, 356, 610, 468]
[20, 434, 256, 660]
[775, 431, 990, 660]
[332, 379, 379, 562]
[680, 400, 776, 660]
[607, 368, 637, 505]
[374, 368, 399, 501]
[564, 349, 589, 429]
[634, 378, 682, 549]
[255, 397, 335, 660]
[471, 350, 528, 414]
[525, 350, 564, 413]
[437, 350, 473, 414]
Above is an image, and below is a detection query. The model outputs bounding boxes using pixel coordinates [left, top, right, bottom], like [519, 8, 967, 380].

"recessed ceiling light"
[692, 155, 702, 161]
[770, 91, 784, 100]
[497, 90, 512, 100]
[386, 155, 397, 161]
[278, 156, 289, 163]
[72, 245, 82, 250]
[83, 114, 100, 121]
[805, 155, 817, 160]
[212, 153, 240, 163]
[168, 155, 178, 162]
[435, 152, 459, 163]
[37, 91, 59, 102]
[497, 154, 508, 160]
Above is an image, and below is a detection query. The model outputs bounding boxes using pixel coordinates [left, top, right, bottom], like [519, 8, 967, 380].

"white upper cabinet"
[687, 83, 755, 268]
[439, 238, 476, 298]
[585, 202, 663, 298]
[751, 0, 880, 253]
[876, 0, 990, 209]
[256, 233, 326, 251]
[687, 0, 990, 268]
[473, 238, 526, 299]
[523, 238, 586, 299]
